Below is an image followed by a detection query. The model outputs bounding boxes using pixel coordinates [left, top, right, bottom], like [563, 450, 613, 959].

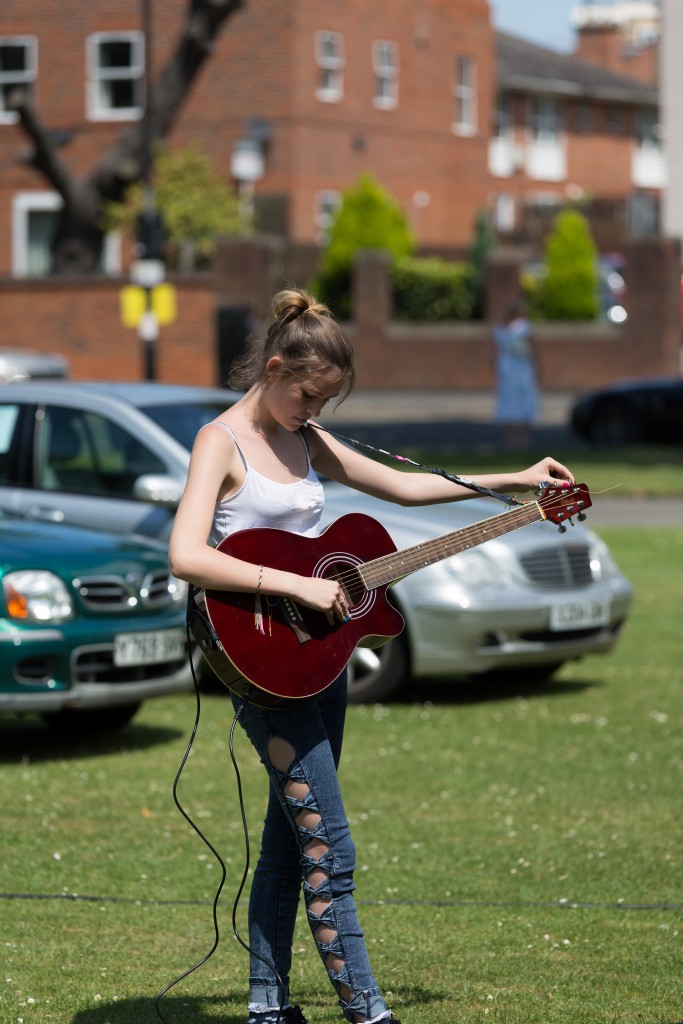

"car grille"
[518, 545, 594, 588]
[76, 570, 173, 611]
[72, 643, 187, 683]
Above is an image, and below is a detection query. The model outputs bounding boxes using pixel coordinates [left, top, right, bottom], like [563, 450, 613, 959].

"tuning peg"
[577, 512, 587, 522]
[557, 524, 567, 534]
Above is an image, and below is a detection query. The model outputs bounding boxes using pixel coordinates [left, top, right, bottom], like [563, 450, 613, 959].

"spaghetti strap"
[203, 420, 248, 471]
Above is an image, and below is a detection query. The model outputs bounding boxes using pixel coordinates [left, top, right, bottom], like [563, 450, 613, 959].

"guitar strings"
[302, 490, 582, 596]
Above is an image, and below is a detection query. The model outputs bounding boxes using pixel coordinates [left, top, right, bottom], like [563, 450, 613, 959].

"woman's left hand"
[515, 457, 575, 493]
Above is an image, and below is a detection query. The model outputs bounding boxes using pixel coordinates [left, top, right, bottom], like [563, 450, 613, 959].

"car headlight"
[443, 549, 503, 587]
[168, 575, 189, 603]
[587, 534, 621, 581]
[3, 570, 75, 623]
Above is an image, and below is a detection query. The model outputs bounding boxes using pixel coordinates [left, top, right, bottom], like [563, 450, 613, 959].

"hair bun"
[272, 288, 330, 322]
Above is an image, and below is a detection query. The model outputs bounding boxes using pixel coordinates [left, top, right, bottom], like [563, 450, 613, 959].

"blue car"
[0, 512, 191, 731]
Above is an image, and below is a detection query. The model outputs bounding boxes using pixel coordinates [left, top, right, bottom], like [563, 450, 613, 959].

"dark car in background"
[0, 511, 191, 732]
[570, 376, 683, 446]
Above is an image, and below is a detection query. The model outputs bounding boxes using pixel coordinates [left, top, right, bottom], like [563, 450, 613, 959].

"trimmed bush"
[535, 209, 599, 321]
[313, 174, 414, 316]
[392, 256, 473, 321]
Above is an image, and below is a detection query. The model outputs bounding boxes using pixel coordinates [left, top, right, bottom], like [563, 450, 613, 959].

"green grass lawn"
[2, 527, 682, 1024]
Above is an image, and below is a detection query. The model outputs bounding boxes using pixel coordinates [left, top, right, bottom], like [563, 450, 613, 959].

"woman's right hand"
[289, 574, 351, 624]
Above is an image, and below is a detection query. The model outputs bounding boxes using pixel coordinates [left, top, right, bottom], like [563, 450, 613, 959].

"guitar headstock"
[538, 482, 592, 530]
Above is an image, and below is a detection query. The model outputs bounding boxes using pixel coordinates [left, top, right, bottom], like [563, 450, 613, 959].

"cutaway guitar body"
[199, 485, 591, 708]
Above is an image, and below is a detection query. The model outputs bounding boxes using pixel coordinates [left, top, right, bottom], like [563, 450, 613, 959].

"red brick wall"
[0, 275, 217, 384]
[1, 236, 679, 393]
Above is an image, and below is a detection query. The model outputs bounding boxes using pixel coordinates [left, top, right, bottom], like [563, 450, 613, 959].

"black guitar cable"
[155, 602, 287, 1024]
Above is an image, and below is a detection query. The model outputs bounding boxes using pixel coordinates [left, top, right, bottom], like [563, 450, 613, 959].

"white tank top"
[206, 422, 325, 545]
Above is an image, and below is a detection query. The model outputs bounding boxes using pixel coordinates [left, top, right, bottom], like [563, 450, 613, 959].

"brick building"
[489, 31, 662, 246]
[0, 0, 664, 278]
[572, 1, 660, 86]
[0, 0, 676, 392]
[0, 0, 497, 277]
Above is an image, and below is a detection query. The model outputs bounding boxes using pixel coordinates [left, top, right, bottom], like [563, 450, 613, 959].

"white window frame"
[0, 35, 38, 125]
[526, 97, 566, 182]
[530, 96, 562, 142]
[314, 189, 342, 244]
[314, 30, 344, 103]
[452, 55, 477, 136]
[12, 191, 121, 278]
[372, 40, 399, 110]
[86, 31, 144, 121]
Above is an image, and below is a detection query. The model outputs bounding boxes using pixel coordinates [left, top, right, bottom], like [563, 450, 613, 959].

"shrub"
[467, 208, 496, 319]
[313, 174, 414, 316]
[392, 256, 473, 321]
[535, 209, 599, 320]
[102, 143, 251, 270]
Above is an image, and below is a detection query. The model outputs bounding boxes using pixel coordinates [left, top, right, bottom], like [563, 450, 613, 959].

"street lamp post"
[135, 0, 165, 381]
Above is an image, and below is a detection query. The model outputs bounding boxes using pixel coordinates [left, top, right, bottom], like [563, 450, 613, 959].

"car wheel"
[588, 401, 641, 445]
[347, 633, 410, 704]
[42, 701, 142, 733]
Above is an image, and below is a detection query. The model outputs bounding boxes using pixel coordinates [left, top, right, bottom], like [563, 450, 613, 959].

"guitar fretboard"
[358, 502, 543, 590]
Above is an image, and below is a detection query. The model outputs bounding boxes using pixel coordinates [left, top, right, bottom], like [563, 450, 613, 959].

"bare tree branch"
[91, 0, 246, 201]
[8, 0, 246, 273]
[7, 87, 74, 200]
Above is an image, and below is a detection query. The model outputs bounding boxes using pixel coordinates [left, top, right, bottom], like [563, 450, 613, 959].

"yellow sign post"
[120, 284, 177, 328]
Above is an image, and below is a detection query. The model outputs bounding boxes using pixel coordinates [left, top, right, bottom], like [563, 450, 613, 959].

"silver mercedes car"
[0, 381, 632, 702]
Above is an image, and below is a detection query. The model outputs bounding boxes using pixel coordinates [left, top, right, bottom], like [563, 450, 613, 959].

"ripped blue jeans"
[232, 672, 389, 1023]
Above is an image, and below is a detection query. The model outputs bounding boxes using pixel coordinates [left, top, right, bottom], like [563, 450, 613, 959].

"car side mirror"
[133, 474, 183, 507]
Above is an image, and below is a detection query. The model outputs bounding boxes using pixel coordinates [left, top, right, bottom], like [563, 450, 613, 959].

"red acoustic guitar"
[197, 484, 591, 707]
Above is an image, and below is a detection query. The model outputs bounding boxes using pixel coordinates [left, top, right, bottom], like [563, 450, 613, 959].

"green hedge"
[391, 255, 474, 321]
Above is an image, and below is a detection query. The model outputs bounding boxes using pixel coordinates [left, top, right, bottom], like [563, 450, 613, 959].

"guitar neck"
[359, 501, 544, 590]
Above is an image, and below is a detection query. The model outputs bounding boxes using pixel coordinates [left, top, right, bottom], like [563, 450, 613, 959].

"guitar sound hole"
[327, 564, 365, 608]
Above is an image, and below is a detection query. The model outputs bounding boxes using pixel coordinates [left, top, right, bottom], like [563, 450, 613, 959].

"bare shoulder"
[305, 421, 349, 464]
[188, 419, 243, 480]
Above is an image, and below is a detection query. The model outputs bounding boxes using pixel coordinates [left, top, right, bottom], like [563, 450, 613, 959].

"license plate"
[549, 600, 611, 631]
[114, 628, 185, 667]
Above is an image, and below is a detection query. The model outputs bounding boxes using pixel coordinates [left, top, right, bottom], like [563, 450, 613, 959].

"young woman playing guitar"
[168, 288, 575, 1024]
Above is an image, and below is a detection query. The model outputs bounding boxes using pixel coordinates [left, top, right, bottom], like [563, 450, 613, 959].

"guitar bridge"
[281, 597, 312, 644]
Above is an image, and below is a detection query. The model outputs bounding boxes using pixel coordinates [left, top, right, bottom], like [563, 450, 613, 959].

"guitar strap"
[306, 421, 524, 507]
[187, 585, 221, 654]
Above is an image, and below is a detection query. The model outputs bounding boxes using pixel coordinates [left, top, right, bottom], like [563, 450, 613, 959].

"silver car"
[0, 381, 633, 702]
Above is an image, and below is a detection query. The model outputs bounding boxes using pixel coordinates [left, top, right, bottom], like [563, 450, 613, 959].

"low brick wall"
[0, 274, 218, 385]
[0, 236, 680, 392]
[348, 238, 682, 391]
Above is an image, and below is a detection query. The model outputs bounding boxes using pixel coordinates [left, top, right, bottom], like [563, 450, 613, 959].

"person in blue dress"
[493, 301, 539, 449]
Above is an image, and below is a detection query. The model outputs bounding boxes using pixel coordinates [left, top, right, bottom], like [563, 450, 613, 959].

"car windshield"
[141, 401, 227, 451]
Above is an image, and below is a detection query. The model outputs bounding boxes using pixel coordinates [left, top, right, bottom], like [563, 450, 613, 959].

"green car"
[0, 512, 191, 731]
